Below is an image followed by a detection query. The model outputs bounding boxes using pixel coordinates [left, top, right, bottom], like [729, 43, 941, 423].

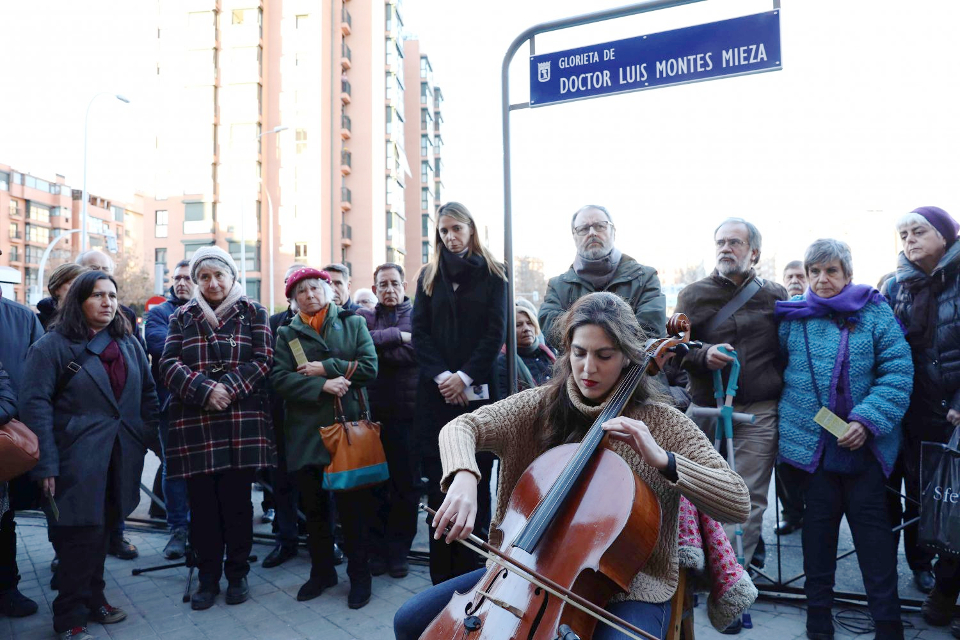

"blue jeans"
[159, 414, 189, 531]
[801, 457, 900, 622]
[393, 568, 672, 640]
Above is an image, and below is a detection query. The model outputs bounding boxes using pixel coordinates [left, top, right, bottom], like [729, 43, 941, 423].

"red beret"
[285, 268, 331, 300]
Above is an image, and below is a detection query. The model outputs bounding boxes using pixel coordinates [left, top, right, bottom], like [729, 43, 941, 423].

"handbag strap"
[701, 276, 764, 336]
[54, 330, 113, 401]
[331, 389, 370, 422]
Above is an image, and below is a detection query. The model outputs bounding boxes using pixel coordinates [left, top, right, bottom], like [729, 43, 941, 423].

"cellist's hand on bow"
[433, 470, 478, 544]
[602, 417, 670, 470]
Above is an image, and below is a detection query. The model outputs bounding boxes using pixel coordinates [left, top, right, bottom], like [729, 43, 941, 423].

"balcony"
[340, 150, 352, 176]
[341, 80, 351, 104]
[341, 42, 352, 70]
[340, 186, 352, 211]
[341, 222, 352, 247]
[341, 114, 352, 140]
[341, 8, 352, 36]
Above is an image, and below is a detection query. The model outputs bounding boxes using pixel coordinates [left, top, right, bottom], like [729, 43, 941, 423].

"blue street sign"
[529, 10, 781, 108]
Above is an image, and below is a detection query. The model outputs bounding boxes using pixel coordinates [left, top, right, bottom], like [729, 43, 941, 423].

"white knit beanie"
[189, 245, 238, 283]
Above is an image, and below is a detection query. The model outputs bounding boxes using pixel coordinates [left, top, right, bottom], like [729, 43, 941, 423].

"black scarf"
[904, 272, 947, 349]
[439, 246, 485, 285]
[573, 247, 622, 290]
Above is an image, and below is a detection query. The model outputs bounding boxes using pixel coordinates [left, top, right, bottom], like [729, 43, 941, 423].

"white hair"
[896, 211, 944, 240]
[293, 278, 334, 303]
[75, 249, 115, 272]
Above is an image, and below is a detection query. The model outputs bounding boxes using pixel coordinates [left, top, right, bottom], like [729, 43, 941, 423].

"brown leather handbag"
[0, 419, 40, 482]
[319, 391, 389, 491]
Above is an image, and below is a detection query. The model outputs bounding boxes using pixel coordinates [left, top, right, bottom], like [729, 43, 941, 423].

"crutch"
[689, 346, 756, 628]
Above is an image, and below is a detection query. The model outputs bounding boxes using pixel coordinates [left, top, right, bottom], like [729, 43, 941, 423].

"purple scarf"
[775, 284, 884, 321]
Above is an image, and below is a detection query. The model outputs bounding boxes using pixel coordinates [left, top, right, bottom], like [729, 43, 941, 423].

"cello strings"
[454, 533, 655, 640]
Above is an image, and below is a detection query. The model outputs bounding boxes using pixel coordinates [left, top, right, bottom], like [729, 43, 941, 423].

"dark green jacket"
[539, 253, 666, 346]
[270, 305, 377, 472]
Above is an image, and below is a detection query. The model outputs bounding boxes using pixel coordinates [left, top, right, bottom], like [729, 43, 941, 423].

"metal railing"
[341, 186, 352, 204]
[341, 150, 352, 167]
[341, 7, 352, 29]
[341, 223, 352, 240]
[341, 42, 352, 63]
[341, 114, 351, 132]
[341, 80, 351, 96]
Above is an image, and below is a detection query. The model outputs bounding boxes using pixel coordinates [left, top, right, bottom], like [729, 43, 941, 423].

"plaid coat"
[160, 296, 276, 479]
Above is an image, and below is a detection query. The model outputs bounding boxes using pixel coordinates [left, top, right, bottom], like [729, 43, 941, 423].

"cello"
[420, 315, 699, 640]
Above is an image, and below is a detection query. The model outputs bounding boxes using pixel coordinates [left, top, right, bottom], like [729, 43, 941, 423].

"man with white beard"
[673, 218, 788, 633]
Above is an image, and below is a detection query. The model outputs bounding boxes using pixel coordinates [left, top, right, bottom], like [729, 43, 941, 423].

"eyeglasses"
[715, 238, 746, 249]
[574, 221, 613, 237]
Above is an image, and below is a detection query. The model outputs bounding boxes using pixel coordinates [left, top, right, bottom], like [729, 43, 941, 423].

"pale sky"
[3, 0, 959, 288]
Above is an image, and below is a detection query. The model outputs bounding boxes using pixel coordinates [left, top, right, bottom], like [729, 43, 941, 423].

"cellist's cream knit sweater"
[438, 378, 751, 604]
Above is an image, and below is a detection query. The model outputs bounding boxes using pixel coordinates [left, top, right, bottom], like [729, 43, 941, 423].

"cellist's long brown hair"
[536, 292, 667, 453]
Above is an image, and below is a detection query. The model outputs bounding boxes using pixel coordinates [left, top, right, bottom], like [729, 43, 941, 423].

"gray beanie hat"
[189, 245, 238, 283]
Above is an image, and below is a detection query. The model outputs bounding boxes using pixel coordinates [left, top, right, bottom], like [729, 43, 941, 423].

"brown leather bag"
[319, 391, 389, 491]
[0, 419, 40, 482]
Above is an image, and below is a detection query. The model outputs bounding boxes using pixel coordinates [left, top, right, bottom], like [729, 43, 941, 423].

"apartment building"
[0, 163, 134, 304]
[402, 43, 445, 282]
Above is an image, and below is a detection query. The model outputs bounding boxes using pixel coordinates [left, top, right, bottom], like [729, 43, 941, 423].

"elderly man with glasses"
[539, 205, 666, 347]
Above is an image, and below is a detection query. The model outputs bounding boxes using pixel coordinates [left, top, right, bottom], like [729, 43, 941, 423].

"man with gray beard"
[673, 218, 787, 630]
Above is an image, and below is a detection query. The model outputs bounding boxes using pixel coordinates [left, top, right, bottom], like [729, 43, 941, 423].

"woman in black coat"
[21, 271, 159, 639]
[412, 201, 507, 586]
[884, 206, 960, 629]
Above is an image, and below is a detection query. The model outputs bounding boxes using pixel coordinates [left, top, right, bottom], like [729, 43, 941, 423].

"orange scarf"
[299, 305, 329, 336]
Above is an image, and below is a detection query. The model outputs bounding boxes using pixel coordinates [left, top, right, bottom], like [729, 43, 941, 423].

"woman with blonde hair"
[412, 201, 507, 585]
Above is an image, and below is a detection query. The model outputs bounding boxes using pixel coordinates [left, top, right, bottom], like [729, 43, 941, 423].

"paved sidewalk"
[1, 452, 955, 639]
[2, 515, 955, 640]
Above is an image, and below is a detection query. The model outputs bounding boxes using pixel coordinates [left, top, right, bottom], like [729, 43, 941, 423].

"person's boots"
[0, 587, 38, 618]
[297, 567, 338, 602]
[950, 617, 960, 639]
[806, 606, 834, 640]
[922, 588, 958, 627]
[873, 620, 904, 640]
[346, 552, 371, 609]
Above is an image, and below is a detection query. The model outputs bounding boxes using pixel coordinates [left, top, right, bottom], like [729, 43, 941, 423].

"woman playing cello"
[394, 293, 751, 640]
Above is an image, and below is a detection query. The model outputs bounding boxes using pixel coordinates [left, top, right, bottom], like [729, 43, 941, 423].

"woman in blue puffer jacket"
[776, 238, 912, 640]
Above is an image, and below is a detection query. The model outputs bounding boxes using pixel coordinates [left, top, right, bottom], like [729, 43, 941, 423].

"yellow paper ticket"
[288, 338, 309, 368]
[814, 407, 850, 439]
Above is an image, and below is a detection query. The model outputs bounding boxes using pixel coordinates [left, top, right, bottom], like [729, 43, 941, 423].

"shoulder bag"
[0, 419, 39, 482]
[319, 388, 389, 491]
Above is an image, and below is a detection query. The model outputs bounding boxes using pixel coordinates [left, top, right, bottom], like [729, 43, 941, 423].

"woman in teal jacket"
[776, 239, 912, 640]
[270, 268, 378, 610]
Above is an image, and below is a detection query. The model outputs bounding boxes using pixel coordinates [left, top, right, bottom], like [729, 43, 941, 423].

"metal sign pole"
[502, 0, 704, 394]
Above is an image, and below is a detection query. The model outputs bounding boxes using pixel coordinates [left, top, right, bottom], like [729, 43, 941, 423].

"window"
[0, 171, 8, 190]
[184, 241, 215, 261]
[229, 241, 259, 271]
[8, 200, 18, 217]
[112, 205, 124, 222]
[9, 222, 20, 239]
[295, 242, 308, 258]
[245, 278, 260, 301]
[25, 268, 38, 289]
[421, 160, 432, 184]
[7, 246, 19, 262]
[296, 128, 308, 154]
[27, 202, 50, 223]
[155, 248, 167, 265]
[422, 241, 430, 264]
[295, 14, 309, 29]
[422, 213, 431, 237]
[421, 134, 429, 157]
[184, 202, 214, 234]
[26, 245, 43, 264]
[155, 210, 168, 237]
[25, 224, 50, 244]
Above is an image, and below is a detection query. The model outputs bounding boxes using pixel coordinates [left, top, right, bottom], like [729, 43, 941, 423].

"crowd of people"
[0, 202, 958, 640]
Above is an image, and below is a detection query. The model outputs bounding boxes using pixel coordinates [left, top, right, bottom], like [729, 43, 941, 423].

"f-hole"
[465, 569, 509, 616]
[525, 587, 550, 640]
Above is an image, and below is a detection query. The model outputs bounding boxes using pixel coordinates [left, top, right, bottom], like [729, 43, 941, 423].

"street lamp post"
[257, 125, 287, 314]
[31, 229, 82, 306]
[82, 93, 130, 253]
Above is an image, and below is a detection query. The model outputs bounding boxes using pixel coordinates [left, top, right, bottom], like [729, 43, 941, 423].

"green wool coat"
[270, 305, 378, 472]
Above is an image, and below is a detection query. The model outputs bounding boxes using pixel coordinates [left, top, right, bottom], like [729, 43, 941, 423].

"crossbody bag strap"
[701, 277, 764, 336]
[53, 330, 113, 401]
